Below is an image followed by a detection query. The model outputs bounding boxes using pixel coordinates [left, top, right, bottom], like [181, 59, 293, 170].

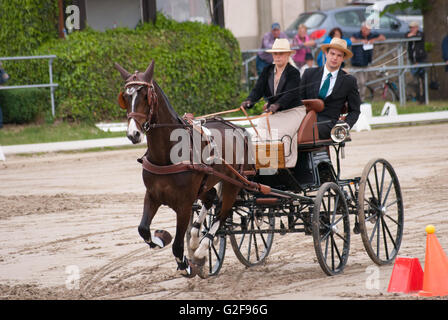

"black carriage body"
[189, 137, 404, 278]
[252, 145, 338, 193]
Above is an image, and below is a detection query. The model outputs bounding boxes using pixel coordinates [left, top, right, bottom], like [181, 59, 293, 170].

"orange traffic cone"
[387, 257, 423, 293]
[418, 225, 448, 297]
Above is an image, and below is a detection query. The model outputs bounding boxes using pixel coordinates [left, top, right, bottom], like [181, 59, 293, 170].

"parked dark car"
[286, 6, 409, 43]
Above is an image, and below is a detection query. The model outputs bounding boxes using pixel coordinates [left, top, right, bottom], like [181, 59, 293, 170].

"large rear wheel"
[358, 158, 404, 265]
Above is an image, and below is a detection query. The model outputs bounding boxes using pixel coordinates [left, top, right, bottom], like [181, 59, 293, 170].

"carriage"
[115, 60, 404, 278]
[187, 100, 404, 277]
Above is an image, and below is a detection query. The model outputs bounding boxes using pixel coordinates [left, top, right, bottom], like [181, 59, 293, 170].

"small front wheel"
[229, 200, 275, 267]
[312, 182, 350, 276]
[187, 203, 226, 277]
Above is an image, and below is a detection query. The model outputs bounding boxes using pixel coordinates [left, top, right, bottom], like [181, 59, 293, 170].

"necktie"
[318, 73, 332, 99]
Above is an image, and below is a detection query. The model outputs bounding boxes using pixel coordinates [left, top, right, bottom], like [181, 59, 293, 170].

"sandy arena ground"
[0, 123, 447, 300]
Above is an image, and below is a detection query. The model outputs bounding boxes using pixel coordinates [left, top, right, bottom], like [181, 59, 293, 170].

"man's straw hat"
[321, 37, 353, 60]
[266, 38, 295, 54]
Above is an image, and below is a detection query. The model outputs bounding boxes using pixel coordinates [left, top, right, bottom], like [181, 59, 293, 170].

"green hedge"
[0, 88, 49, 124]
[0, 0, 58, 57]
[3, 14, 242, 123]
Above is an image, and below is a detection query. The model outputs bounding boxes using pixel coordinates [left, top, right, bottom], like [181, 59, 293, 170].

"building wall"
[85, 0, 142, 31]
[304, 0, 347, 11]
[224, 0, 305, 51]
[224, 0, 259, 50]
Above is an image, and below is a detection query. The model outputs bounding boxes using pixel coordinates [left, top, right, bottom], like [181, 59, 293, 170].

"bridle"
[121, 80, 158, 133]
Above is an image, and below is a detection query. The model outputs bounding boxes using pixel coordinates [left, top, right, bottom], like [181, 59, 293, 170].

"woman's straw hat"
[266, 38, 295, 54]
[321, 37, 353, 60]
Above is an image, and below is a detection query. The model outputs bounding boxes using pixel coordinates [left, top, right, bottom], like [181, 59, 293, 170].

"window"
[156, 0, 212, 24]
[287, 12, 326, 32]
[379, 15, 400, 29]
[335, 11, 362, 27]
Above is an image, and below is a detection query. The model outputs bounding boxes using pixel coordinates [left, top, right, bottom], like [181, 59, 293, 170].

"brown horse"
[115, 60, 253, 277]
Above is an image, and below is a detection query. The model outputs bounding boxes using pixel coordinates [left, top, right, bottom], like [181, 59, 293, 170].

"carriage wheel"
[312, 182, 350, 276]
[187, 203, 226, 277]
[229, 200, 275, 267]
[358, 158, 404, 265]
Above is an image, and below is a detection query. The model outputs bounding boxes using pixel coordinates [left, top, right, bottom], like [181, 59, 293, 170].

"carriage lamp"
[331, 120, 351, 143]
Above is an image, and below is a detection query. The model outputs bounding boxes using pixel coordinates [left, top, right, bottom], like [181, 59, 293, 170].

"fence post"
[49, 57, 55, 117]
[397, 43, 406, 105]
[424, 68, 429, 105]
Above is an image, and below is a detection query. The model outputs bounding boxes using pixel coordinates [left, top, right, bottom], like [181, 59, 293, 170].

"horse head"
[115, 60, 157, 144]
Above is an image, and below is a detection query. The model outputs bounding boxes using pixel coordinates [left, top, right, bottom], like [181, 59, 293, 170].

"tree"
[387, 0, 448, 100]
[205, 0, 225, 27]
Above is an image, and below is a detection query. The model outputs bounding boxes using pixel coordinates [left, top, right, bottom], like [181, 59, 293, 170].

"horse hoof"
[195, 261, 209, 279]
[154, 229, 172, 246]
[178, 261, 199, 278]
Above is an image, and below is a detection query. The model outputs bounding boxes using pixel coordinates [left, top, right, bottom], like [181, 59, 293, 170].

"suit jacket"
[299, 66, 360, 129]
[247, 63, 302, 111]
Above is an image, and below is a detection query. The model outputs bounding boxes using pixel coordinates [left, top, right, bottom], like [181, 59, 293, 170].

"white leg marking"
[194, 221, 220, 259]
[190, 206, 208, 251]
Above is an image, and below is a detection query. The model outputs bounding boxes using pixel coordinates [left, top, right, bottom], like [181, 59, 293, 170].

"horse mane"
[153, 80, 186, 125]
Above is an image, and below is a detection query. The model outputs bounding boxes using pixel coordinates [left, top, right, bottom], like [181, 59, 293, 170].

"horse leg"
[194, 182, 239, 260]
[189, 187, 217, 251]
[138, 191, 167, 249]
[173, 205, 200, 277]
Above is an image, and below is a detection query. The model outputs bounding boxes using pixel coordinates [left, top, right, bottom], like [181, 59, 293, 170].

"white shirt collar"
[323, 65, 339, 79]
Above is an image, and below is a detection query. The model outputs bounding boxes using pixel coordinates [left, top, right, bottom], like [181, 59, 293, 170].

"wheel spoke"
[238, 232, 246, 251]
[379, 164, 386, 203]
[369, 217, 380, 243]
[331, 235, 335, 270]
[382, 179, 394, 206]
[334, 230, 348, 243]
[331, 194, 340, 224]
[376, 215, 381, 257]
[332, 234, 343, 263]
[247, 231, 253, 261]
[324, 230, 330, 261]
[382, 216, 398, 252]
[385, 213, 400, 226]
[386, 199, 398, 209]
[381, 215, 389, 260]
[374, 164, 381, 201]
[257, 224, 269, 249]
[364, 198, 380, 212]
[367, 177, 375, 198]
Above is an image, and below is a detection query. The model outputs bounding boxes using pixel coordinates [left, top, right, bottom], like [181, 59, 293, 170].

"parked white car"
[350, 0, 423, 29]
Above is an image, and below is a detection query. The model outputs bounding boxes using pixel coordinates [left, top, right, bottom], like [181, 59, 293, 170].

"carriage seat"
[297, 99, 333, 148]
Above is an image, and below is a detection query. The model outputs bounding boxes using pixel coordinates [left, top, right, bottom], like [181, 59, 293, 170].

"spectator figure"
[350, 22, 386, 102]
[299, 38, 361, 139]
[299, 52, 316, 77]
[407, 21, 427, 103]
[256, 22, 288, 75]
[317, 27, 352, 67]
[292, 24, 316, 69]
[240, 39, 305, 168]
[0, 62, 9, 129]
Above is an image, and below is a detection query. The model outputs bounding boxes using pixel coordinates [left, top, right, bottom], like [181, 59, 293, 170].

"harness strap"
[141, 156, 271, 195]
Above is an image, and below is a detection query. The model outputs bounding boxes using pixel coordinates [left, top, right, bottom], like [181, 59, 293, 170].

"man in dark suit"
[299, 38, 361, 139]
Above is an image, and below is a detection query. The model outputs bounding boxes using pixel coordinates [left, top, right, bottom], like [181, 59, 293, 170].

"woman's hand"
[240, 100, 253, 109]
[266, 104, 280, 114]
